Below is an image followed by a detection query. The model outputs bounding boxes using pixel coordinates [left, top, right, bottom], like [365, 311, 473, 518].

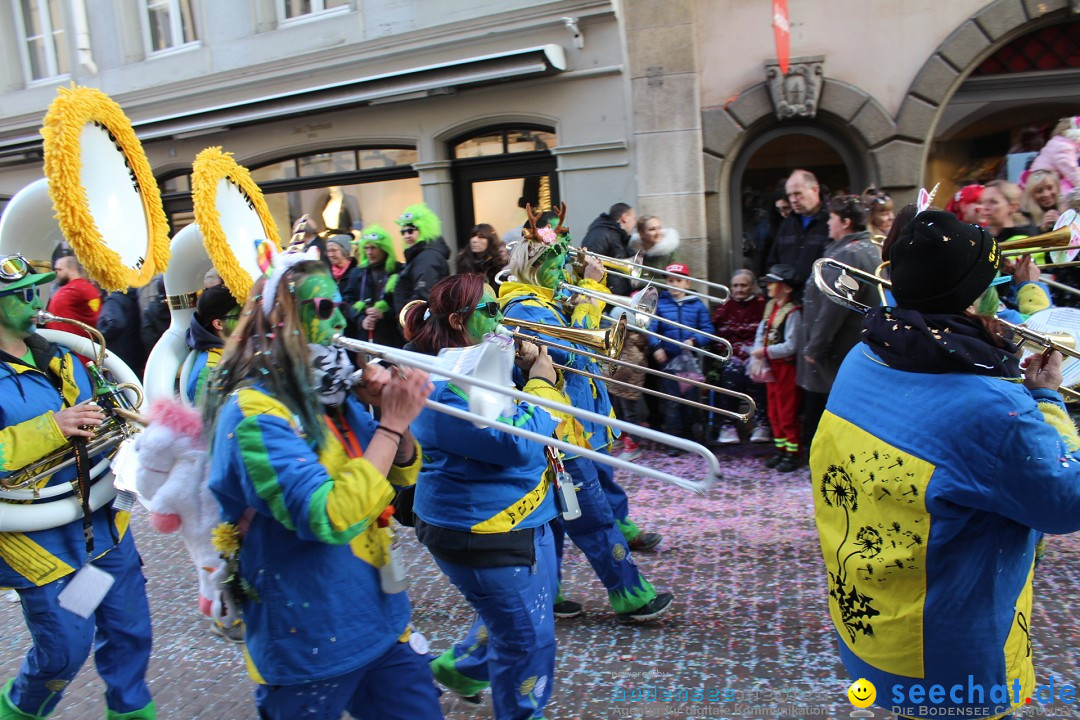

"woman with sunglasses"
[203, 251, 441, 720]
[0, 254, 156, 720]
[403, 273, 564, 720]
[861, 188, 895, 242]
[500, 213, 674, 623]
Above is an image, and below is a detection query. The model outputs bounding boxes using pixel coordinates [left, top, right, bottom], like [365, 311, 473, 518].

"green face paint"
[536, 249, 568, 291]
[0, 287, 43, 337]
[296, 273, 347, 345]
[463, 288, 502, 344]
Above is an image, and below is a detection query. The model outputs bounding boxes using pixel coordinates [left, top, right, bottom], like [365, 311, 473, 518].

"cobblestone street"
[2, 443, 1078, 719]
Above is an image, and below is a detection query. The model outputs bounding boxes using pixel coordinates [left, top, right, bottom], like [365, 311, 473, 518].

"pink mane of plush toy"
[147, 397, 204, 446]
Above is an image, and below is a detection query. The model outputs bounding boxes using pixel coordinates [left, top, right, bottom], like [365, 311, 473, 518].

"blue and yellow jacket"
[811, 346, 1080, 719]
[499, 280, 617, 453]
[412, 377, 563, 535]
[185, 348, 222, 406]
[0, 335, 128, 589]
[208, 385, 421, 685]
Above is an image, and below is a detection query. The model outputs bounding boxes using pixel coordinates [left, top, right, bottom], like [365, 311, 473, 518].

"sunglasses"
[460, 301, 500, 318]
[301, 297, 349, 319]
[401, 228, 419, 235]
[0, 254, 31, 282]
[0, 286, 39, 303]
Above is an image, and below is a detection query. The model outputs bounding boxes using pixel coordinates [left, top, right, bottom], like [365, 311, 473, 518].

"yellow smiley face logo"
[848, 678, 876, 708]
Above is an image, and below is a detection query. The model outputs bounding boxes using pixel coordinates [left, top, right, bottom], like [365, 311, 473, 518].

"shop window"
[277, 0, 349, 22]
[142, 0, 199, 55]
[973, 20, 1080, 75]
[453, 129, 557, 159]
[13, 0, 69, 82]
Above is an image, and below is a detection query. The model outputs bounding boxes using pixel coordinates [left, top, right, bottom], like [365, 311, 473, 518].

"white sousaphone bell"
[143, 146, 281, 406]
[0, 85, 170, 531]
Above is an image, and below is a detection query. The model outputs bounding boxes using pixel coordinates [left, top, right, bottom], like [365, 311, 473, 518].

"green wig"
[396, 203, 442, 244]
[356, 224, 398, 273]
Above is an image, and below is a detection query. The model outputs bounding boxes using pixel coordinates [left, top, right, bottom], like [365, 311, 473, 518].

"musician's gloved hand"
[379, 367, 434, 430]
[1022, 350, 1063, 392]
[54, 402, 105, 438]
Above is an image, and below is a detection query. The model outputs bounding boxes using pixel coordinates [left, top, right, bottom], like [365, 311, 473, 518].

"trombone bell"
[502, 314, 628, 360]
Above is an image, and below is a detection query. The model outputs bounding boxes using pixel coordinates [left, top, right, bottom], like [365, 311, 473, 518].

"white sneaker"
[716, 426, 740, 445]
[750, 425, 772, 444]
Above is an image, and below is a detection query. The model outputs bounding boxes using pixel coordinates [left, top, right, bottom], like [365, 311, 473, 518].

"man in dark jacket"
[98, 287, 145, 378]
[392, 203, 450, 310]
[767, 169, 830, 285]
[581, 202, 637, 296]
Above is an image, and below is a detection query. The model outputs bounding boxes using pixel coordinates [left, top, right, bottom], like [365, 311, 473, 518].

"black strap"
[72, 437, 94, 559]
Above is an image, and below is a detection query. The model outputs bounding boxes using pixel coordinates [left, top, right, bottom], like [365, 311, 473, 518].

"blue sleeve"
[504, 300, 574, 367]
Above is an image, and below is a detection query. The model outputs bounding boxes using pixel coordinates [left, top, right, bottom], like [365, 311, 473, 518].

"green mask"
[296, 273, 347, 345]
[463, 288, 502, 344]
[0, 287, 43, 338]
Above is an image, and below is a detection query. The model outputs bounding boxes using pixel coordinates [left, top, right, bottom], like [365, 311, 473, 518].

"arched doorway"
[449, 125, 558, 244]
[728, 122, 867, 275]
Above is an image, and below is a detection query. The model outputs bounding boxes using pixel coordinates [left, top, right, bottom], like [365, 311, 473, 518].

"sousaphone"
[0, 85, 169, 531]
[142, 146, 281, 405]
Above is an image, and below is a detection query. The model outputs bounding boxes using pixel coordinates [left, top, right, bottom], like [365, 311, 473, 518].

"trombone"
[332, 334, 723, 495]
[812, 258, 1080, 402]
[557, 280, 733, 362]
[998, 222, 1080, 269]
[500, 317, 757, 423]
[567, 246, 731, 305]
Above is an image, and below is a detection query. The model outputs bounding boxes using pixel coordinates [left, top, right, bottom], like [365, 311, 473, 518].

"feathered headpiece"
[396, 203, 442, 243]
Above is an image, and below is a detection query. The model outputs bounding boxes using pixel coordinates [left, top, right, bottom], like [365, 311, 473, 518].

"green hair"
[396, 203, 442, 244]
[356, 224, 398, 273]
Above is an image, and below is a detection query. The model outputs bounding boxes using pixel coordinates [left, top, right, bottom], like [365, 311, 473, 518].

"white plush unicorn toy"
[130, 397, 236, 625]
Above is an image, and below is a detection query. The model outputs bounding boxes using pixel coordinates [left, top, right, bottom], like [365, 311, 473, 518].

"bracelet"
[376, 425, 405, 442]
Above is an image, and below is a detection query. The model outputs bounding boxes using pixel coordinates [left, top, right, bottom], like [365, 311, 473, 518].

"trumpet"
[812, 258, 1080, 402]
[333, 334, 724, 494]
[557, 281, 733, 363]
[500, 318, 756, 422]
[566, 246, 731, 305]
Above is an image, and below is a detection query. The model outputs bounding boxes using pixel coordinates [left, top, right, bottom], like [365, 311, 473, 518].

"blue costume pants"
[8, 531, 152, 717]
[254, 639, 441, 720]
[431, 524, 557, 720]
[595, 452, 631, 527]
[555, 457, 655, 613]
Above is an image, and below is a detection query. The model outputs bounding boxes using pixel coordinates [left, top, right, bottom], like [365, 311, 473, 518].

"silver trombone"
[599, 285, 730, 365]
[332, 335, 723, 495]
[558, 280, 733, 363]
[567, 246, 731, 304]
[813, 257, 1080, 402]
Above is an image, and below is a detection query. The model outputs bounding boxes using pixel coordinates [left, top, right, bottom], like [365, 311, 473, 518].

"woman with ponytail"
[203, 251, 441, 720]
[402, 273, 563, 720]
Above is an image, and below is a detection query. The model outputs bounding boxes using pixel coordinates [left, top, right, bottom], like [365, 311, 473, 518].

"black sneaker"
[553, 599, 584, 619]
[617, 592, 675, 623]
[627, 532, 662, 552]
[776, 455, 802, 473]
[764, 453, 785, 469]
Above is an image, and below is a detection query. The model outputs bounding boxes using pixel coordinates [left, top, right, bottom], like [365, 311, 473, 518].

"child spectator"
[646, 263, 715, 448]
[609, 298, 651, 460]
[750, 264, 802, 472]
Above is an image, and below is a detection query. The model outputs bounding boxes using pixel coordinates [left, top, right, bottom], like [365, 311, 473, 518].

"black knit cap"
[196, 283, 239, 329]
[888, 209, 1000, 313]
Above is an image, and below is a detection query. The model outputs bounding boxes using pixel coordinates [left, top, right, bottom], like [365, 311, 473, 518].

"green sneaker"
[0, 680, 46, 720]
[105, 701, 156, 720]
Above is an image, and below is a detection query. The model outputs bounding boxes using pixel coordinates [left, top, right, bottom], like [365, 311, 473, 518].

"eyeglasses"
[0, 254, 31, 282]
[301, 297, 349, 319]
[0, 286, 39, 303]
[460, 301, 500, 318]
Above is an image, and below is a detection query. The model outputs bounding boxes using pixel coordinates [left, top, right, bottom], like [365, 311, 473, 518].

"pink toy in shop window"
[1028, 116, 1080, 193]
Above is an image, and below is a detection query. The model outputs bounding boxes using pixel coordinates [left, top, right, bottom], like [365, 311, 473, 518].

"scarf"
[861, 306, 1020, 378]
[309, 344, 355, 407]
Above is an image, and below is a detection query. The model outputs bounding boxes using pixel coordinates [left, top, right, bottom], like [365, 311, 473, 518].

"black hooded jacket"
[581, 213, 632, 296]
[392, 237, 451, 310]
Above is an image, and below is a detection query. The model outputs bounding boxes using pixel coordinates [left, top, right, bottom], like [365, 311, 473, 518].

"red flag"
[773, 0, 790, 76]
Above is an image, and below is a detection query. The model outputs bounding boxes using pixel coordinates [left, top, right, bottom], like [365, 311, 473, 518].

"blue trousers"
[594, 452, 630, 526]
[432, 524, 557, 720]
[254, 640, 441, 720]
[8, 531, 152, 717]
[555, 457, 655, 613]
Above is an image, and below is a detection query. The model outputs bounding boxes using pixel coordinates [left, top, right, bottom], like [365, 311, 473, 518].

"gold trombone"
[333, 334, 724, 494]
[812, 258, 1080, 402]
[566, 246, 731, 305]
[998, 218, 1080, 269]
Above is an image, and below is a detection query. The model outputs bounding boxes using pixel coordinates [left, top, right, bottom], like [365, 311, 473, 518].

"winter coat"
[184, 315, 226, 405]
[1029, 133, 1080, 192]
[797, 230, 880, 393]
[812, 339, 1080, 717]
[0, 335, 129, 588]
[581, 213, 632, 296]
[767, 208, 831, 286]
[343, 260, 402, 347]
[98, 288, 146, 378]
[712, 294, 766, 366]
[645, 292, 715, 360]
[140, 278, 170, 353]
[628, 228, 681, 274]
[392, 238, 451, 310]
